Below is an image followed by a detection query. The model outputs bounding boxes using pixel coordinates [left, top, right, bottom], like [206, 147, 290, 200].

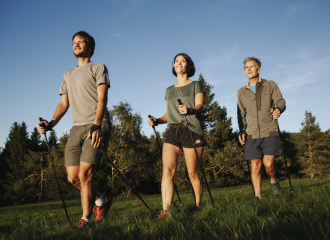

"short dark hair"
[243, 57, 261, 69]
[172, 53, 195, 78]
[72, 31, 95, 57]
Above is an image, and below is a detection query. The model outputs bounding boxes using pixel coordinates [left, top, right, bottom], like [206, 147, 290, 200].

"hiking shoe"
[193, 205, 203, 212]
[251, 196, 260, 201]
[75, 219, 90, 229]
[93, 196, 113, 222]
[155, 210, 167, 221]
[270, 180, 283, 195]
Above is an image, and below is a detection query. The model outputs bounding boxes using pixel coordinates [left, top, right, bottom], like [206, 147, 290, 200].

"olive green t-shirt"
[165, 81, 204, 136]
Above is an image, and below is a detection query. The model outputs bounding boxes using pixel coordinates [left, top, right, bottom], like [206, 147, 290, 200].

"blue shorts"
[244, 136, 282, 160]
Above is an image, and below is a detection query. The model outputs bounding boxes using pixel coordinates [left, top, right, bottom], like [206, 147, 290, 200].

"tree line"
[1, 74, 329, 206]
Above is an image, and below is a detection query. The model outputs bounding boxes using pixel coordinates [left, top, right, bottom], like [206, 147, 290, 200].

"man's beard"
[74, 50, 89, 58]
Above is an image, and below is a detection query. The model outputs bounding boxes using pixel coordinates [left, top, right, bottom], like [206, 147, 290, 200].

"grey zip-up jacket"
[237, 78, 286, 139]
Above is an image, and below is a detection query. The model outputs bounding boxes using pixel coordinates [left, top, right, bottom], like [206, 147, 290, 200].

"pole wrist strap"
[90, 124, 101, 135]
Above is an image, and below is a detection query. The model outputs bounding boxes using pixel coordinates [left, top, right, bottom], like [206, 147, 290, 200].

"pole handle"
[39, 117, 45, 127]
[177, 99, 182, 105]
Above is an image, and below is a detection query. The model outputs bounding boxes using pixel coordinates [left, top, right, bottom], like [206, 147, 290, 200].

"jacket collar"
[245, 77, 263, 88]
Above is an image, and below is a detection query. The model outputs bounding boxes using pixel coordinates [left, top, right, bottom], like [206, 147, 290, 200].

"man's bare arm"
[38, 95, 69, 134]
[89, 84, 108, 148]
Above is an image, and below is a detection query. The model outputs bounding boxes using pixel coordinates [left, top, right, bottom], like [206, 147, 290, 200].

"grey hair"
[243, 57, 261, 69]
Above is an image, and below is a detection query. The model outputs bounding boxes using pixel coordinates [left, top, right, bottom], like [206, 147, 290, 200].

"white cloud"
[194, 0, 244, 20]
[113, 33, 122, 37]
[279, 56, 330, 91]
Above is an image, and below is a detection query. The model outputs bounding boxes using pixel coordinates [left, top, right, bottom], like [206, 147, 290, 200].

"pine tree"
[30, 127, 41, 152]
[298, 111, 323, 179]
[0, 122, 34, 204]
[48, 130, 59, 149]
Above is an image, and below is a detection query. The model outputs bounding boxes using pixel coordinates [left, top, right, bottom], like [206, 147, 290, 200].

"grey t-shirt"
[59, 62, 111, 126]
[165, 81, 204, 136]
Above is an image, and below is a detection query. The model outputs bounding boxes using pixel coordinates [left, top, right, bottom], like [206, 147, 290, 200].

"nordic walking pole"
[274, 109, 294, 194]
[98, 148, 151, 211]
[243, 144, 255, 195]
[39, 118, 70, 223]
[177, 99, 215, 207]
[148, 115, 182, 205]
[87, 133, 151, 211]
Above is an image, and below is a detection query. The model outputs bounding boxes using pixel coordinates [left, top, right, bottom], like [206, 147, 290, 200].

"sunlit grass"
[1, 179, 329, 239]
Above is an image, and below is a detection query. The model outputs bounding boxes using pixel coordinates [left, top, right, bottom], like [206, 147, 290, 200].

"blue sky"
[1, 0, 330, 148]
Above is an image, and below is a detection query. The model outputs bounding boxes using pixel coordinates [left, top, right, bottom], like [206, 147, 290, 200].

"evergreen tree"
[0, 122, 33, 205]
[48, 130, 59, 149]
[298, 111, 323, 179]
[30, 127, 41, 152]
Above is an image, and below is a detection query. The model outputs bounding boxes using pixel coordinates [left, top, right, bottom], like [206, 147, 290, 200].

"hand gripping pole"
[39, 118, 70, 223]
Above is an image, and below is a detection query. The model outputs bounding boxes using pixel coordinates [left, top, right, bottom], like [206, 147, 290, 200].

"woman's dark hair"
[72, 31, 95, 57]
[172, 53, 195, 78]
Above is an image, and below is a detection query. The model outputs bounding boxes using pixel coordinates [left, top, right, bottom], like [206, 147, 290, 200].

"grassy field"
[0, 179, 329, 240]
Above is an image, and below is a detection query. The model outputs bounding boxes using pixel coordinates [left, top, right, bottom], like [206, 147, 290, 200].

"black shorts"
[164, 124, 205, 149]
[244, 136, 282, 160]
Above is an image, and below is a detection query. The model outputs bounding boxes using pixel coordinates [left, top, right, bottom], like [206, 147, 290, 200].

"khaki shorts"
[65, 121, 111, 166]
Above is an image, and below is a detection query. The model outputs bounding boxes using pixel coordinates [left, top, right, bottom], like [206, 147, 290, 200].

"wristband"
[45, 121, 53, 131]
[39, 118, 53, 131]
[90, 124, 101, 135]
[187, 108, 194, 115]
[154, 118, 159, 126]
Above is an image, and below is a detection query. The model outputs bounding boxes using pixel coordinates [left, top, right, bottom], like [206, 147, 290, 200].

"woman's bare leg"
[161, 143, 182, 211]
[183, 147, 203, 207]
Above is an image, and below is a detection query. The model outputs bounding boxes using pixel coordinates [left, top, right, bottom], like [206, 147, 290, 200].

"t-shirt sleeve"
[165, 89, 168, 101]
[95, 64, 110, 88]
[59, 74, 68, 96]
[195, 81, 204, 95]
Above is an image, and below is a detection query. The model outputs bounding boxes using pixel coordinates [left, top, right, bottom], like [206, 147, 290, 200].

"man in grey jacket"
[237, 57, 286, 200]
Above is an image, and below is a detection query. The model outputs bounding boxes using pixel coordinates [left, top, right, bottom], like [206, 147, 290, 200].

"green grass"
[1, 179, 330, 240]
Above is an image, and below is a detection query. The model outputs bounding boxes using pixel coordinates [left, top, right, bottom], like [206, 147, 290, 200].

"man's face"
[72, 35, 91, 58]
[244, 60, 261, 79]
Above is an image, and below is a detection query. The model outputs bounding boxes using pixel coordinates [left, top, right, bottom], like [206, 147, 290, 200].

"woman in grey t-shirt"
[148, 53, 205, 220]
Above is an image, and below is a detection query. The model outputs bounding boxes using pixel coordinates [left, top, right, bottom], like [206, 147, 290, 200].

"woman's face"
[174, 55, 187, 74]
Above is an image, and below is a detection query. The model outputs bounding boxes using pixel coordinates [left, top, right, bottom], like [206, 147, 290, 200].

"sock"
[270, 179, 277, 184]
[255, 193, 262, 199]
[95, 195, 105, 207]
[81, 218, 90, 224]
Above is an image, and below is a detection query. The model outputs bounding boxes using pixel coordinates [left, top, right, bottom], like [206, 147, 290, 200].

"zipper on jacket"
[256, 96, 260, 138]
[248, 87, 260, 138]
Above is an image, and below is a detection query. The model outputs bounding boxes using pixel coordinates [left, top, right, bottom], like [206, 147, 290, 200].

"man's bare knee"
[79, 169, 93, 184]
[264, 163, 275, 172]
[250, 161, 261, 175]
[67, 175, 80, 186]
